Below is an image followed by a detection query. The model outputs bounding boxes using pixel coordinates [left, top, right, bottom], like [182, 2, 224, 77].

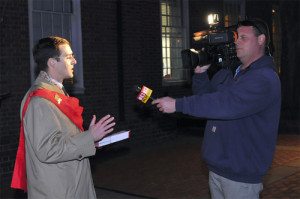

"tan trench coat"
[21, 74, 97, 199]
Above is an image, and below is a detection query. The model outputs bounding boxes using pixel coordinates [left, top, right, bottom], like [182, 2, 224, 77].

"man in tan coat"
[11, 36, 115, 198]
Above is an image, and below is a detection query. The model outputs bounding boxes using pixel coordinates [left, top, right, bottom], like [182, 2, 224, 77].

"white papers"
[95, 130, 130, 147]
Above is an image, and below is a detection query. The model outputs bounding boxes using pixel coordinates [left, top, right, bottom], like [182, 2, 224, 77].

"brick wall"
[79, 0, 179, 147]
[0, 0, 31, 193]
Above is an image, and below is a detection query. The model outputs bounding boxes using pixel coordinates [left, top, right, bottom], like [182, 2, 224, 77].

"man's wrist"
[194, 67, 207, 74]
[198, 67, 208, 73]
[175, 98, 183, 112]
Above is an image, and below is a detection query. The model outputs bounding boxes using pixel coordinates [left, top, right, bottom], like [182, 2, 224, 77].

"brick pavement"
[92, 134, 300, 199]
[2, 134, 299, 198]
[261, 134, 300, 199]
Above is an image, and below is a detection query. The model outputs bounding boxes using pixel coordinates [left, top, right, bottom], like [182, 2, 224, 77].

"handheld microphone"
[134, 85, 154, 103]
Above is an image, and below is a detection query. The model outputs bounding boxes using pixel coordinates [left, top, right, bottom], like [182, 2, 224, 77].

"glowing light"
[207, 13, 219, 25]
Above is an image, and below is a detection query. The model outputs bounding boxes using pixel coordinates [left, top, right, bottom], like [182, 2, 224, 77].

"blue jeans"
[209, 171, 263, 199]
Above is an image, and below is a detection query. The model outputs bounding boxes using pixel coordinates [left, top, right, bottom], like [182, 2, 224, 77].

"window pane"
[166, 27, 170, 33]
[161, 16, 167, 26]
[32, 12, 42, 44]
[53, 14, 62, 36]
[166, 2, 170, 15]
[166, 47, 170, 57]
[175, 38, 182, 48]
[163, 58, 167, 67]
[161, 3, 166, 14]
[171, 5, 179, 16]
[162, 48, 166, 57]
[41, 0, 53, 11]
[33, 0, 42, 10]
[62, 14, 71, 41]
[165, 37, 169, 47]
[64, 0, 72, 13]
[42, 13, 53, 36]
[54, 0, 63, 12]
[176, 49, 181, 58]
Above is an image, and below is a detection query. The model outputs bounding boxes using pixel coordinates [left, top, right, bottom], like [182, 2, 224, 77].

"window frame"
[161, 0, 190, 86]
[28, 0, 85, 94]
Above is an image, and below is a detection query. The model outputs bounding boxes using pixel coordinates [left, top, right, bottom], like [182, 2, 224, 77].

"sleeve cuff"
[175, 98, 184, 113]
[74, 130, 96, 160]
[193, 71, 208, 81]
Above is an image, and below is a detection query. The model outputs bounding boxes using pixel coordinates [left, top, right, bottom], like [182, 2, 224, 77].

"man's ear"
[258, 34, 266, 45]
[47, 58, 57, 68]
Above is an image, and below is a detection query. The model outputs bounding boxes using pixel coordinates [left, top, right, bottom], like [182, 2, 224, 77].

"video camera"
[181, 14, 240, 74]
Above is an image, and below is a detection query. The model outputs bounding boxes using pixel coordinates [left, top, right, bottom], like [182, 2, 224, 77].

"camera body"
[181, 24, 241, 74]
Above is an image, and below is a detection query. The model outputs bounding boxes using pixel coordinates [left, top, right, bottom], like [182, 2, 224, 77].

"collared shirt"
[39, 71, 62, 89]
[234, 65, 242, 78]
[50, 78, 63, 89]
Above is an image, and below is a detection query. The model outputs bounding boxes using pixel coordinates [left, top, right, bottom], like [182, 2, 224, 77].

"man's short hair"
[237, 18, 271, 55]
[33, 36, 70, 75]
[237, 18, 270, 46]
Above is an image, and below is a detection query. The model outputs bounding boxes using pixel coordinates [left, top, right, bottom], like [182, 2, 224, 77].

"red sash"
[11, 89, 84, 191]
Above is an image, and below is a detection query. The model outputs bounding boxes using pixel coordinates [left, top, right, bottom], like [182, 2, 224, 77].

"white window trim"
[182, 0, 190, 54]
[161, 0, 190, 86]
[28, 0, 85, 94]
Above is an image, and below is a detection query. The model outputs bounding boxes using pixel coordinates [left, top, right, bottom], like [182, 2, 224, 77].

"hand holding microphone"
[134, 85, 176, 113]
[151, 97, 176, 113]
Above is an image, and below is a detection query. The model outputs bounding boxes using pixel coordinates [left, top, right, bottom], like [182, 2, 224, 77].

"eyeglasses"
[54, 53, 76, 61]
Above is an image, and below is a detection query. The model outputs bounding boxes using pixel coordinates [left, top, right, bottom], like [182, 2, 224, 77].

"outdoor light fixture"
[207, 13, 219, 26]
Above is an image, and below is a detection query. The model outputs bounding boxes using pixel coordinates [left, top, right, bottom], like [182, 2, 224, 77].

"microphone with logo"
[134, 85, 155, 104]
[134, 85, 165, 117]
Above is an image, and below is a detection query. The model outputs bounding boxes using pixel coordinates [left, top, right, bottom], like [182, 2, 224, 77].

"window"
[161, 0, 189, 84]
[28, 0, 84, 94]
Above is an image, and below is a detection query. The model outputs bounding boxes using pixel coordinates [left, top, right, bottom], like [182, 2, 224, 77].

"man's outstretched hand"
[152, 97, 176, 113]
[89, 114, 115, 142]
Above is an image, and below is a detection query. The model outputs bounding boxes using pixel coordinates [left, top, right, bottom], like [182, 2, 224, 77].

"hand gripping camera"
[181, 14, 241, 74]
